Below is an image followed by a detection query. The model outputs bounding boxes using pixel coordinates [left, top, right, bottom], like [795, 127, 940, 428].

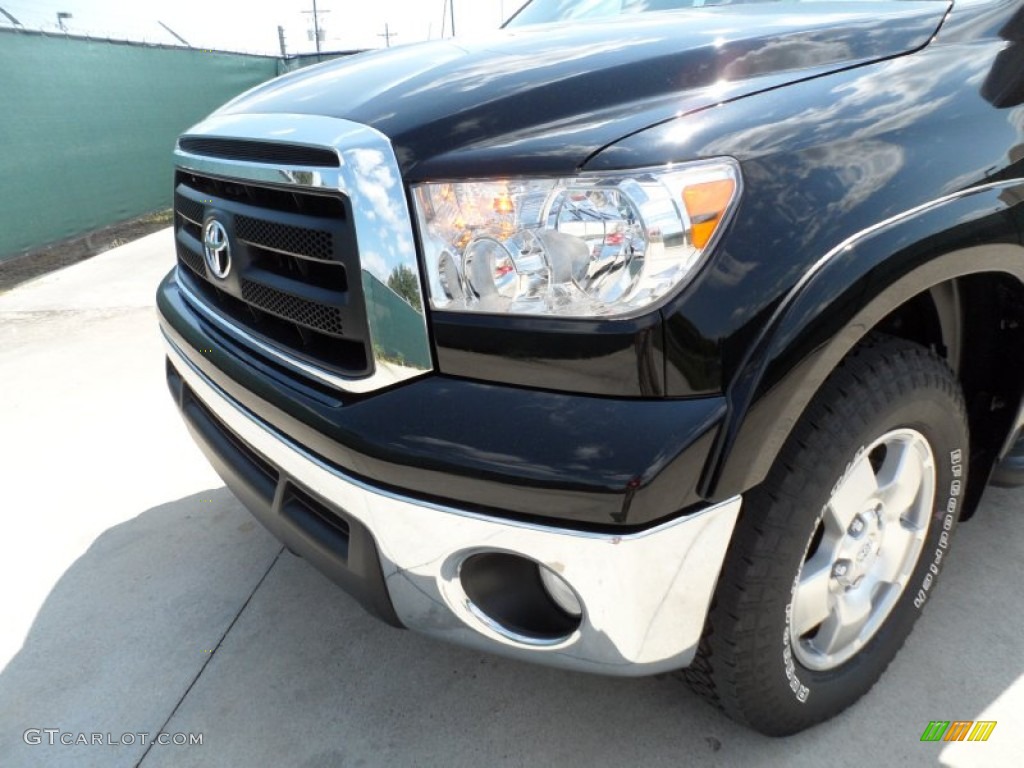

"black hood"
[215, 2, 949, 179]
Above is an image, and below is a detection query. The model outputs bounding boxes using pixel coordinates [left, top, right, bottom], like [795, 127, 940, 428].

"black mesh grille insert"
[241, 280, 345, 336]
[179, 137, 341, 168]
[177, 240, 206, 277]
[235, 215, 334, 261]
[175, 193, 206, 225]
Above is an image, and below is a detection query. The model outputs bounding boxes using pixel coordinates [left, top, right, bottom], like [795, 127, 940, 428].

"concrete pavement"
[0, 230, 1021, 767]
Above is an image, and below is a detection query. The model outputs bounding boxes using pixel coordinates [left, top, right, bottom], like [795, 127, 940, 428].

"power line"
[0, 5, 22, 25]
[157, 20, 190, 47]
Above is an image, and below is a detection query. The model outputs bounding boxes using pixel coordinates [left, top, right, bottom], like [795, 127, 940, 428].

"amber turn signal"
[683, 178, 737, 249]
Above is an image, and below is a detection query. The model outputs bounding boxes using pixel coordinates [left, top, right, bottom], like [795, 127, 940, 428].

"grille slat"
[236, 215, 334, 261]
[179, 173, 347, 219]
[281, 485, 351, 559]
[179, 137, 341, 168]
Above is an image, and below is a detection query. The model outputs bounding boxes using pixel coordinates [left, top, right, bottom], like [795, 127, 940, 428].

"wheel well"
[873, 274, 1024, 518]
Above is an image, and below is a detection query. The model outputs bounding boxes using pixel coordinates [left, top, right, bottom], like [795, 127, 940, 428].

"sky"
[0, 1, 526, 55]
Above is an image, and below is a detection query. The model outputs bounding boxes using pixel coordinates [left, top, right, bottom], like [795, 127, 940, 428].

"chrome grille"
[171, 115, 432, 394]
[172, 170, 369, 378]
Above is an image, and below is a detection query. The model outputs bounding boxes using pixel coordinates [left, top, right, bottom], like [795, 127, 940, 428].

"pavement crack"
[134, 545, 285, 768]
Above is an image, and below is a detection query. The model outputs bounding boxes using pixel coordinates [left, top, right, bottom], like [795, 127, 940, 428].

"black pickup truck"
[157, 0, 1024, 735]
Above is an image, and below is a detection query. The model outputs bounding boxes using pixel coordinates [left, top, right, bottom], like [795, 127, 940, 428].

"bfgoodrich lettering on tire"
[685, 334, 968, 735]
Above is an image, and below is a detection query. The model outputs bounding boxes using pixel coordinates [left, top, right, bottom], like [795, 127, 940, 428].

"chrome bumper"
[165, 334, 741, 676]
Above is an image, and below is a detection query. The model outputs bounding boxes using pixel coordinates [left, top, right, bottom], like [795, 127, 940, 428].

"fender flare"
[703, 179, 1024, 500]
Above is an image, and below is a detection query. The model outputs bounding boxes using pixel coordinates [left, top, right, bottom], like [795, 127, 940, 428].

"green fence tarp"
[0, 31, 279, 261]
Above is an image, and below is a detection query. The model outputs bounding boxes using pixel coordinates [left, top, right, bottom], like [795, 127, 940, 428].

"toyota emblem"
[202, 219, 232, 279]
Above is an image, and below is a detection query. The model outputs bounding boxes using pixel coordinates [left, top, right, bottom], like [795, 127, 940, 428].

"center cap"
[856, 540, 875, 562]
[833, 509, 885, 588]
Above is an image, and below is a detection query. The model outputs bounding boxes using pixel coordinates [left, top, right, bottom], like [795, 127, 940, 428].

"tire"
[685, 335, 969, 735]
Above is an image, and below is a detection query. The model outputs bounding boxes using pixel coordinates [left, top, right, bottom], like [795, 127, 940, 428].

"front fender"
[705, 179, 1024, 500]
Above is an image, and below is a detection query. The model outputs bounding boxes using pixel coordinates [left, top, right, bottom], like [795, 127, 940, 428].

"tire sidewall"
[771, 387, 967, 721]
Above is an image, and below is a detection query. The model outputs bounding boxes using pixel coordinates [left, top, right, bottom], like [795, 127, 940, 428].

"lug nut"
[848, 515, 867, 537]
[832, 560, 852, 579]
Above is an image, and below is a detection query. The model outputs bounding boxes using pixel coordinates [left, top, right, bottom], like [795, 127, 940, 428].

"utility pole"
[439, 0, 456, 37]
[56, 11, 72, 31]
[313, 0, 321, 53]
[302, 0, 329, 54]
[377, 23, 397, 48]
[278, 25, 287, 57]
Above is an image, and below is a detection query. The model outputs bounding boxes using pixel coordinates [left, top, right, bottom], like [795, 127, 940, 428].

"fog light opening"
[539, 565, 583, 618]
[458, 553, 583, 644]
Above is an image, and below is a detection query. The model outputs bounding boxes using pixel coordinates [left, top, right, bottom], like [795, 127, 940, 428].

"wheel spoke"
[814, 591, 872, 657]
[877, 442, 925, 516]
[792, 559, 833, 636]
[826, 457, 878, 532]
[875, 521, 925, 585]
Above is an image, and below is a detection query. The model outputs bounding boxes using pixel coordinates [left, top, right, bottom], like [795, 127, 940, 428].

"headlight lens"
[411, 159, 740, 317]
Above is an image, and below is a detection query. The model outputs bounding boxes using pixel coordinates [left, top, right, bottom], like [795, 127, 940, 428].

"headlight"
[411, 159, 740, 318]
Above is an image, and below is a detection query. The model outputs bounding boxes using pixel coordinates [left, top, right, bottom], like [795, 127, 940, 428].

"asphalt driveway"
[0, 230, 1021, 767]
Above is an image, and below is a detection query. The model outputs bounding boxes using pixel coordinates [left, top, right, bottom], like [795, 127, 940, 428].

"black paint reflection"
[983, 4, 1024, 108]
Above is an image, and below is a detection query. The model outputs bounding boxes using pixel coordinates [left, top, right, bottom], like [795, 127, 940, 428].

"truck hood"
[215, 2, 949, 179]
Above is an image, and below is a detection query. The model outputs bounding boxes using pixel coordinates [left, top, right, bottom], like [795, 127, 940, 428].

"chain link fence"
[0, 30, 348, 262]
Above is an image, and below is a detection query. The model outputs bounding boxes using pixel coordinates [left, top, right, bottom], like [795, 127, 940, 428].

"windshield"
[506, 0, 937, 27]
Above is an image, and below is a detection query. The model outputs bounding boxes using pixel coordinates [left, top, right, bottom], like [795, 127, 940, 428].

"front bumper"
[164, 333, 741, 676]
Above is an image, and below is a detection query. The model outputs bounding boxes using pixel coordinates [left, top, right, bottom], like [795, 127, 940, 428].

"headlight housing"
[411, 159, 740, 318]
